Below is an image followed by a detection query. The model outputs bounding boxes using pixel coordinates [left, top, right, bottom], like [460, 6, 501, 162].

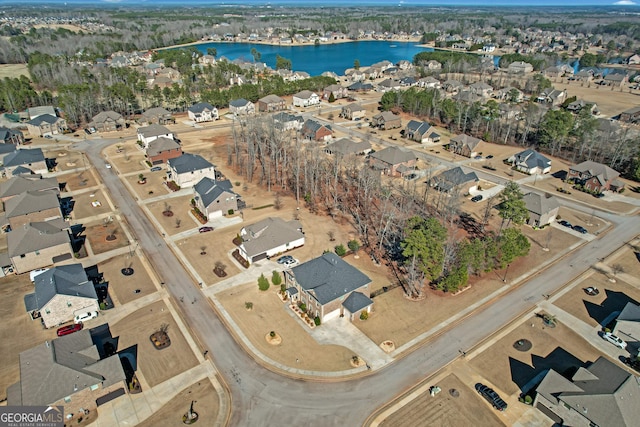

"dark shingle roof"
[0, 175, 58, 199]
[146, 137, 180, 157]
[188, 102, 215, 114]
[291, 252, 371, 305]
[369, 146, 415, 165]
[3, 148, 45, 167]
[433, 167, 478, 192]
[194, 177, 236, 207]
[342, 291, 373, 313]
[24, 263, 96, 311]
[28, 114, 59, 126]
[168, 153, 213, 174]
[523, 192, 559, 215]
[229, 98, 251, 108]
[513, 149, 551, 170]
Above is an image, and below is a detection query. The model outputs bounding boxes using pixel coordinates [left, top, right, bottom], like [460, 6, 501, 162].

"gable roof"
[241, 217, 303, 258]
[291, 252, 371, 305]
[432, 167, 478, 192]
[570, 160, 620, 183]
[513, 149, 551, 169]
[91, 110, 123, 123]
[450, 134, 482, 150]
[293, 90, 316, 99]
[272, 112, 304, 124]
[146, 137, 180, 157]
[168, 153, 213, 174]
[28, 114, 61, 127]
[229, 98, 252, 108]
[523, 192, 559, 215]
[617, 302, 640, 323]
[138, 124, 171, 138]
[369, 146, 415, 165]
[343, 102, 365, 112]
[24, 263, 97, 311]
[141, 107, 171, 119]
[188, 102, 215, 114]
[373, 111, 400, 122]
[194, 177, 236, 207]
[303, 119, 331, 135]
[258, 94, 284, 104]
[27, 106, 56, 120]
[3, 148, 45, 167]
[325, 138, 371, 156]
[8, 330, 125, 406]
[4, 190, 60, 218]
[7, 220, 70, 257]
[0, 175, 58, 199]
[0, 127, 23, 142]
[342, 291, 373, 313]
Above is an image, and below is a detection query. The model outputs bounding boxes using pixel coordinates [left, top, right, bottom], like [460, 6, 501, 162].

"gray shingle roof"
[24, 263, 96, 311]
[294, 90, 316, 99]
[0, 175, 58, 199]
[188, 102, 215, 114]
[8, 330, 125, 406]
[241, 217, 304, 258]
[291, 252, 371, 305]
[342, 291, 373, 313]
[4, 190, 60, 218]
[450, 134, 481, 150]
[3, 148, 45, 167]
[258, 94, 284, 104]
[325, 138, 371, 156]
[146, 137, 180, 157]
[369, 146, 415, 165]
[168, 153, 214, 174]
[138, 124, 171, 138]
[141, 107, 171, 119]
[513, 149, 551, 170]
[28, 114, 59, 126]
[7, 220, 70, 257]
[617, 302, 640, 322]
[229, 98, 251, 108]
[433, 167, 478, 192]
[91, 110, 123, 123]
[523, 192, 559, 216]
[570, 160, 620, 183]
[194, 177, 236, 207]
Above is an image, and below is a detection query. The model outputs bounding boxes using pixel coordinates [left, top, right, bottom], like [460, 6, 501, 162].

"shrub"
[280, 283, 286, 293]
[269, 331, 276, 338]
[314, 316, 321, 326]
[360, 311, 369, 320]
[99, 302, 107, 310]
[299, 302, 307, 313]
[272, 270, 282, 287]
[347, 239, 360, 254]
[228, 209, 234, 215]
[524, 395, 533, 405]
[258, 274, 270, 291]
[335, 244, 347, 257]
[245, 301, 253, 310]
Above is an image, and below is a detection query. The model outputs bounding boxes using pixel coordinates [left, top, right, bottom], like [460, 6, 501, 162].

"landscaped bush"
[360, 311, 369, 320]
[299, 302, 307, 313]
[166, 181, 180, 191]
[191, 208, 207, 224]
[335, 244, 347, 257]
[258, 273, 270, 291]
[314, 316, 321, 326]
[227, 209, 234, 215]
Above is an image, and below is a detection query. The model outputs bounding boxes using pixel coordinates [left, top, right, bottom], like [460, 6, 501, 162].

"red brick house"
[302, 119, 333, 141]
[567, 160, 624, 193]
[146, 137, 182, 164]
[368, 146, 417, 177]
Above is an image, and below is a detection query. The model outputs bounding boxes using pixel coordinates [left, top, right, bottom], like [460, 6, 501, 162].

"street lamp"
[503, 264, 511, 283]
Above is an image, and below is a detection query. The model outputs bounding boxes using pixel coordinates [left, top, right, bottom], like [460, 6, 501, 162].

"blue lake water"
[192, 41, 436, 76]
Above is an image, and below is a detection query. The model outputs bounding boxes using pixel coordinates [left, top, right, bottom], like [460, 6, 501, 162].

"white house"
[188, 102, 218, 122]
[229, 98, 255, 116]
[292, 90, 320, 108]
[167, 153, 216, 188]
[137, 124, 174, 148]
[238, 217, 305, 264]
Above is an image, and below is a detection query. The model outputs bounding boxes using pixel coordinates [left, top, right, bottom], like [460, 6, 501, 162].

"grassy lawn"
[70, 189, 113, 220]
[59, 169, 98, 191]
[469, 316, 603, 396]
[110, 300, 198, 388]
[379, 374, 505, 427]
[84, 220, 130, 255]
[125, 172, 171, 201]
[217, 282, 355, 371]
[146, 195, 199, 236]
[111, 151, 147, 175]
[97, 253, 156, 306]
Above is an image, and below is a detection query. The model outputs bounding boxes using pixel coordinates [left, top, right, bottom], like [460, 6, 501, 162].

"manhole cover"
[449, 389, 459, 397]
[513, 339, 532, 352]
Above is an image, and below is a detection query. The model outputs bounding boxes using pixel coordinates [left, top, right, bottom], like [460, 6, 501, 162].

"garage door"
[96, 388, 125, 406]
[252, 252, 268, 262]
[323, 308, 341, 322]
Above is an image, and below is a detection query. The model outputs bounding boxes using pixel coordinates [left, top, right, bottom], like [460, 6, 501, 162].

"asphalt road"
[74, 138, 638, 426]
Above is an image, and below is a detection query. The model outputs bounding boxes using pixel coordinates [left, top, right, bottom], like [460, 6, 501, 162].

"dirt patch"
[125, 172, 171, 201]
[137, 380, 219, 427]
[146, 195, 199, 236]
[59, 170, 98, 191]
[84, 221, 129, 255]
[110, 149, 148, 175]
[470, 316, 601, 396]
[110, 300, 198, 388]
[98, 253, 156, 306]
[379, 374, 505, 427]
[70, 189, 113, 220]
[217, 282, 354, 371]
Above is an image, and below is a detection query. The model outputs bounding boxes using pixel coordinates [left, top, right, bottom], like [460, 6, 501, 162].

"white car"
[602, 332, 627, 349]
[74, 311, 99, 324]
[105, 163, 112, 169]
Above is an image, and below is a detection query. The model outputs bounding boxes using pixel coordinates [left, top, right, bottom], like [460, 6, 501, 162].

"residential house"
[399, 76, 417, 87]
[424, 60, 442, 70]
[543, 64, 574, 78]
[2, 148, 48, 176]
[24, 264, 99, 328]
[7, 220, 73, 274]
[534, 356, 640, 427]
[613, 302, 640, 354]
[509, 149, 552, 174]
[257, 95, 286, 113]
[537, 88, 567, 107]
[26, 114, 67, 137]
[603, 72, 628, 87]
[417, 76, 441, 89]
[293, 90, 320, 108]
[369, 146, 417, 177]
[442, 80, 465, 94]
[0, 175, 59, 204]
[507, 61, 534, 74]
[575, 69, 594, 83]
[404, 120, 440, 144]
[482, 44, 496, 52]
[302, 119, 333, 142]
[469, 82, 494, 98]
[523, 192, 559, 227]
[396, 60, 412, 70]
[566, 99, 599, 115]
[377, 79, 401, 92]
[88, 111, 125, 133]
[431, 167, 479, 194]
[199, 54, 216, 65]
[139, 107, 174, 125]
[372, 111, 401, 130]
[27, 106, 56, 120]
[568, 160, 624, 193]
[272, 112, 304, 131]
[324, 138, 372, 156]
[229, 98, 255, 116]
[0, 127, 24, 145]
[347, 81, 374, 92]
[7, 330, 126, 410]
[341, 103, 366, 121]
[193, 177, 239, 219]
[322, 84, 348, 100]
[619, 106, 640, 124]
[285, 252, 373, 322]
[5, 190, 62, 228]
[167, 153, 216, 188]
[0, 142, 17, 167]
[626, 53, 640, 65]
[137, 124, 173, 148]
[499, 103, 523, 120]
[146, 137, 182, 164]
[187, 102, 218, 122]
[238, 217, 304, 264]
[449, 134, 483, 158]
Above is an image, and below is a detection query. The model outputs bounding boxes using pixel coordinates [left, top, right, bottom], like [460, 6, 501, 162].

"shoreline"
[157, 37, 424, 51]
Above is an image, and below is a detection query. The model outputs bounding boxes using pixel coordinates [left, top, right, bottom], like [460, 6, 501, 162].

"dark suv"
[475, 383, 508, 411]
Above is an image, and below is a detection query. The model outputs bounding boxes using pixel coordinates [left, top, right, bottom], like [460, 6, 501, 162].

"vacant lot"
[125, 173, 170, 201]
[137, 380, 219, 427]
[470, 316, 602, 396]
[217, 282, 355, 371]
[110, 300, 198, 388]
[110, 151, 147, 175]
[379, 374, 505, 427]
[60, 169, 98, 191]
[98, 253, 156, 306]
[71, 189, 113, 220]
[84, 221, 129, 255]
[0, 274, 57, 397]
[146, 195, 199, 236]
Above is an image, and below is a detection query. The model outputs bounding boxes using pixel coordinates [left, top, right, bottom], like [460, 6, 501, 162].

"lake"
[191, 41, 436, 76]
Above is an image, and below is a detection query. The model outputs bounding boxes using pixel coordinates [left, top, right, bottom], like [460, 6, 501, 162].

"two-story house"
[2, 148, 48, 176]
[567, 160, 624, 193]
[404, 120, 440, 144]
[238, 217, 305, 264]
[292, 90, 320, 108]
[4, 190, 62, 228]
[193, 177, 240, 219]
[167, 153, 216, 188]
[187, 102, 219, 122]
[88, 111, 125, 133]
[26, 114, 67, 137]
[340, 103, 366, 121]
[257, 95, 286, 113]
[146, 137, 182, 164]
[508, 149, 552, 174]
[229, 98, 255, 116]
[139, 107, 174, 125]
[372, 111, 401, 130]
[137, 124, 174, 148]
[7, 220, 73, 274]
[368, 146, 416, 177]
[302, 120, 333, 142]
[449, 134, 483, 158]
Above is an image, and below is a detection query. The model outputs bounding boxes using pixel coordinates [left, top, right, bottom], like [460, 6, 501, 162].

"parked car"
[572, 225, 588, 234]
[474, 155, 482, 160]
[486, 155, 494, 159]
[471, 195, 483, 202]
[282, 258, 297, 267]
[150, 166, 162, 172]
[198, 226, 214, 233]
[593, 192, 605, 198]
[277, 255, 294, 265]
[44, 135, 52, 139]
[74, 311, 99, 324]
[57, 323, 83, 337]
[602, 332, 627, 349]
[105, 163, 112, 169]
[475, 383, 508, 411]
[558, 220, 572, 228]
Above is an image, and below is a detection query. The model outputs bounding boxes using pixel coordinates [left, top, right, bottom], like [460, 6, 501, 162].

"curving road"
[74, 137, 638, 426]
